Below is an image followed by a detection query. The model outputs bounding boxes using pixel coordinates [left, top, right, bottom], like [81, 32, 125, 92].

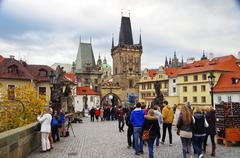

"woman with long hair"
[177, 104, 193, 158]
[142, 109, 160, 158]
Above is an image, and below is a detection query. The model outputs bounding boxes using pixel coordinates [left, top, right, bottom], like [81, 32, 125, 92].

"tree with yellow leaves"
[0, 84, 46, 132]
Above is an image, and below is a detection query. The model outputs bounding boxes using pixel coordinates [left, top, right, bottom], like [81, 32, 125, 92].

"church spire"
[201, 50, 207, 60]
[164, 57, 169, 68]
[181, 56, 184, 66]
[118, 16, 133, 45]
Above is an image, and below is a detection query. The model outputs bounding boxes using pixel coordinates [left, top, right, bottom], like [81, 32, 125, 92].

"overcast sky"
[0, 0, 240, 69]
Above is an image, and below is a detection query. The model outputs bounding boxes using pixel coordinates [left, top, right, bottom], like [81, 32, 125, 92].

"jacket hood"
[145, 115, 157, 120]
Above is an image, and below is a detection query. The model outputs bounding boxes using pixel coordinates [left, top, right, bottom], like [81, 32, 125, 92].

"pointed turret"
[103, 56, 107, 64]
[112, 35, 114, 49]
[174, 51, 177, 59]
[164, 57, 169, 68]
[139, 32, 142, 46]
[169, 57, 172, 67]
[118, 16, 133, 45]
[181, 57, 184, 66]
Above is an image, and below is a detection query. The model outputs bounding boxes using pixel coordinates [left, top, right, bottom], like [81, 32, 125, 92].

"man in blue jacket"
[130, 102, 145, 155]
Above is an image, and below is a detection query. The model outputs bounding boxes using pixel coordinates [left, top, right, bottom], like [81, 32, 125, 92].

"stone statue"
[151, 81, 164, 109]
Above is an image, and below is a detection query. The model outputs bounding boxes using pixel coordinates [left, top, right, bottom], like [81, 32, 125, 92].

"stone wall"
[0, 122, 40, 158]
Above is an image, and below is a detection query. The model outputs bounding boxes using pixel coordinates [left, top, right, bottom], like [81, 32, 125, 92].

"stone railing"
[0, 122, 40, 158]
[0, 112, 81, 158]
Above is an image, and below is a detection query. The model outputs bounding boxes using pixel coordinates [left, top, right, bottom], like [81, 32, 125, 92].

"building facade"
[111, 16, 142, 102]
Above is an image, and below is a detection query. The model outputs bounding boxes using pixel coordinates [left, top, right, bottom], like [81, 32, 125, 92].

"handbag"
[142, 125, 153, 141]
[179, 130, 192, 138]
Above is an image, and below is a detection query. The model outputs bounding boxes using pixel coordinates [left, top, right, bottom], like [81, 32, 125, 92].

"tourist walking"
[51, 114, 60, 142]
[100, 108, 104, 121]
[117, 106, 125, 132]
[95, 107, 100, 122]
[142, 109, 160, 158]
[192, 107, 209, 158]
[153, 105, 163, 146]
[90, 107, 95, 122]
[177, 105, 193, 158]
[126, 107, 135, 148]
[161, 101, 174, 146]
[37, 107, 52, 152]
[130, 102, 145, 155]
[60, 109, 65, 137]
[203, 107, 216, 157]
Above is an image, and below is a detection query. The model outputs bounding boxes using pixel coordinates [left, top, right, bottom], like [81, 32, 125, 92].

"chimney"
[10, 55, 15, 59]
[187, 57, 195, 64]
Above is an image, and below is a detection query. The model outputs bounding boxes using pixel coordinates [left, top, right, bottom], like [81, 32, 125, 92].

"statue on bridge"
[151, 81, 164, 110]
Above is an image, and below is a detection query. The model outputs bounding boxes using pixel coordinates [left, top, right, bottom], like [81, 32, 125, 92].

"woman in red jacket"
[95, 107, 100, 122]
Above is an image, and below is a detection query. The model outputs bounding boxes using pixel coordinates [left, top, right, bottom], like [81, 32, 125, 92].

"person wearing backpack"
[142, 109, 159, 158]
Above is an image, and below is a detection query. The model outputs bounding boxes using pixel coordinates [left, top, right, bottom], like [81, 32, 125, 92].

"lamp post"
[208, 71, 216, 108]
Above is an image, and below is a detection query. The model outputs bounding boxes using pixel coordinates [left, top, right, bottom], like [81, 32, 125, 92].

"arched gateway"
[100, 85, 124, 107]
[100, 92, 121, 107]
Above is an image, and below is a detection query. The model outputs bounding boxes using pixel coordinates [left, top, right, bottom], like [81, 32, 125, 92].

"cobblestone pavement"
[28, 119, 240, 158]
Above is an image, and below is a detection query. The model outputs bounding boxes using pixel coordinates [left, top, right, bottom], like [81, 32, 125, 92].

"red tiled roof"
[214, 71, 240, 92]
[164, 67, 180, 77]
[26, 65, 54, 82]
[178, 55, 240, 75]
[76, 86, 99, 95]
[148, 69, 157, 77]
[0, 57, 53, 82]
[64, 73, 77, 84]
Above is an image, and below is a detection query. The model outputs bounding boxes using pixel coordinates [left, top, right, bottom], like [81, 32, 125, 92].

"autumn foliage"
[0, 84, 46, 132]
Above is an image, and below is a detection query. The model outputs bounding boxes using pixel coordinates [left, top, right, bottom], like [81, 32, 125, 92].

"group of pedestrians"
[177, 103, 216, 158]
[89, 106, 118, 122]
[128, 101, 173, 158]
[37, 107, 66, 152]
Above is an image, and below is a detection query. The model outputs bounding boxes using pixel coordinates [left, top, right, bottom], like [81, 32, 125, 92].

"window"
[159, 75, 163, 78]
[90, 96, 94, 102]
[129, 80, 133, 88]
[183, 86, 187, 92]
[152, 93, 155, 96]
[201, 85, 206, 92]
[228, 96, 232, 103]
[147, 83, 152, 89]
[8, 85, 15, 100]
[94, 79, 98, 84]
[39, 70, 47, 77]
[141, 93, 145, 99]
[142, 84, 146, 90]
[173, 79, 176, 83]
[39, 87, 46, 95]
[115, 68, 117, 75]
[8, 65, 18, 74]
[184, 76, 188, 82]
[94, 86, 98, 92]
[202, 74, 207, 80]
[183, 97, 187, 102]
[84, 78, 89, 84]
[173, 87, 176, 93]
[164, 83, 167, 88]
[201, 96, 206, 103]
[194, 75, 198, 81]
[193, 86, 197, 92]
[193, 96, 197, 103]
[218, 96, 221, 103]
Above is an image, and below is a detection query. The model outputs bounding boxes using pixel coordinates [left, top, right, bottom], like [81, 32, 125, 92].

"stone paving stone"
[28, 119, 240, 158]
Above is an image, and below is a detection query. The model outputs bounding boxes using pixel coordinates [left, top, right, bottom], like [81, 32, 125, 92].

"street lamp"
[208, 71, 216, 108]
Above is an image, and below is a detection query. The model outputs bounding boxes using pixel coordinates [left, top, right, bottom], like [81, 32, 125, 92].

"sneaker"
[135, 152, 140, 155]
[199, 154, 203, 158]
[160, 141, 164, 144]
[169, 144, 173, 146]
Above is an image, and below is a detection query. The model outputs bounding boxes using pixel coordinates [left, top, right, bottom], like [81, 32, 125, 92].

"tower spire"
[112, 33, 114, 49]
[118, 16, 133, 45]
[164, 57, 169, 68]
[139, 30, 142, 45]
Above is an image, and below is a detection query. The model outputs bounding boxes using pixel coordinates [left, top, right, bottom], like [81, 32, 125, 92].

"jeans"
[192, 135, 205, 156]
[203, 134, 216, 146]
[134, 127, 143, 154]
[90, 115, 94, 122]
[127, 127, 135, 147]
[180, 137, 192, 158]
[162, 123, 172, 144]
[147, 137, 156, 158]
[155, 127, 161, 146]
[118, 119, 124, 131]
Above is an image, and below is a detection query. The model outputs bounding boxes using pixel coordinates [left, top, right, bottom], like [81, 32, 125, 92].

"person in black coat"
[126, 107, 135, 148]
[203, 107, 216, 156]
[142, 109, 160, 158]
[90, 107, 95, 122]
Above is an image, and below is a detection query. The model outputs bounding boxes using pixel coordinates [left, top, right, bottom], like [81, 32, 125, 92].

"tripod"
[66, 118, 76, 137]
